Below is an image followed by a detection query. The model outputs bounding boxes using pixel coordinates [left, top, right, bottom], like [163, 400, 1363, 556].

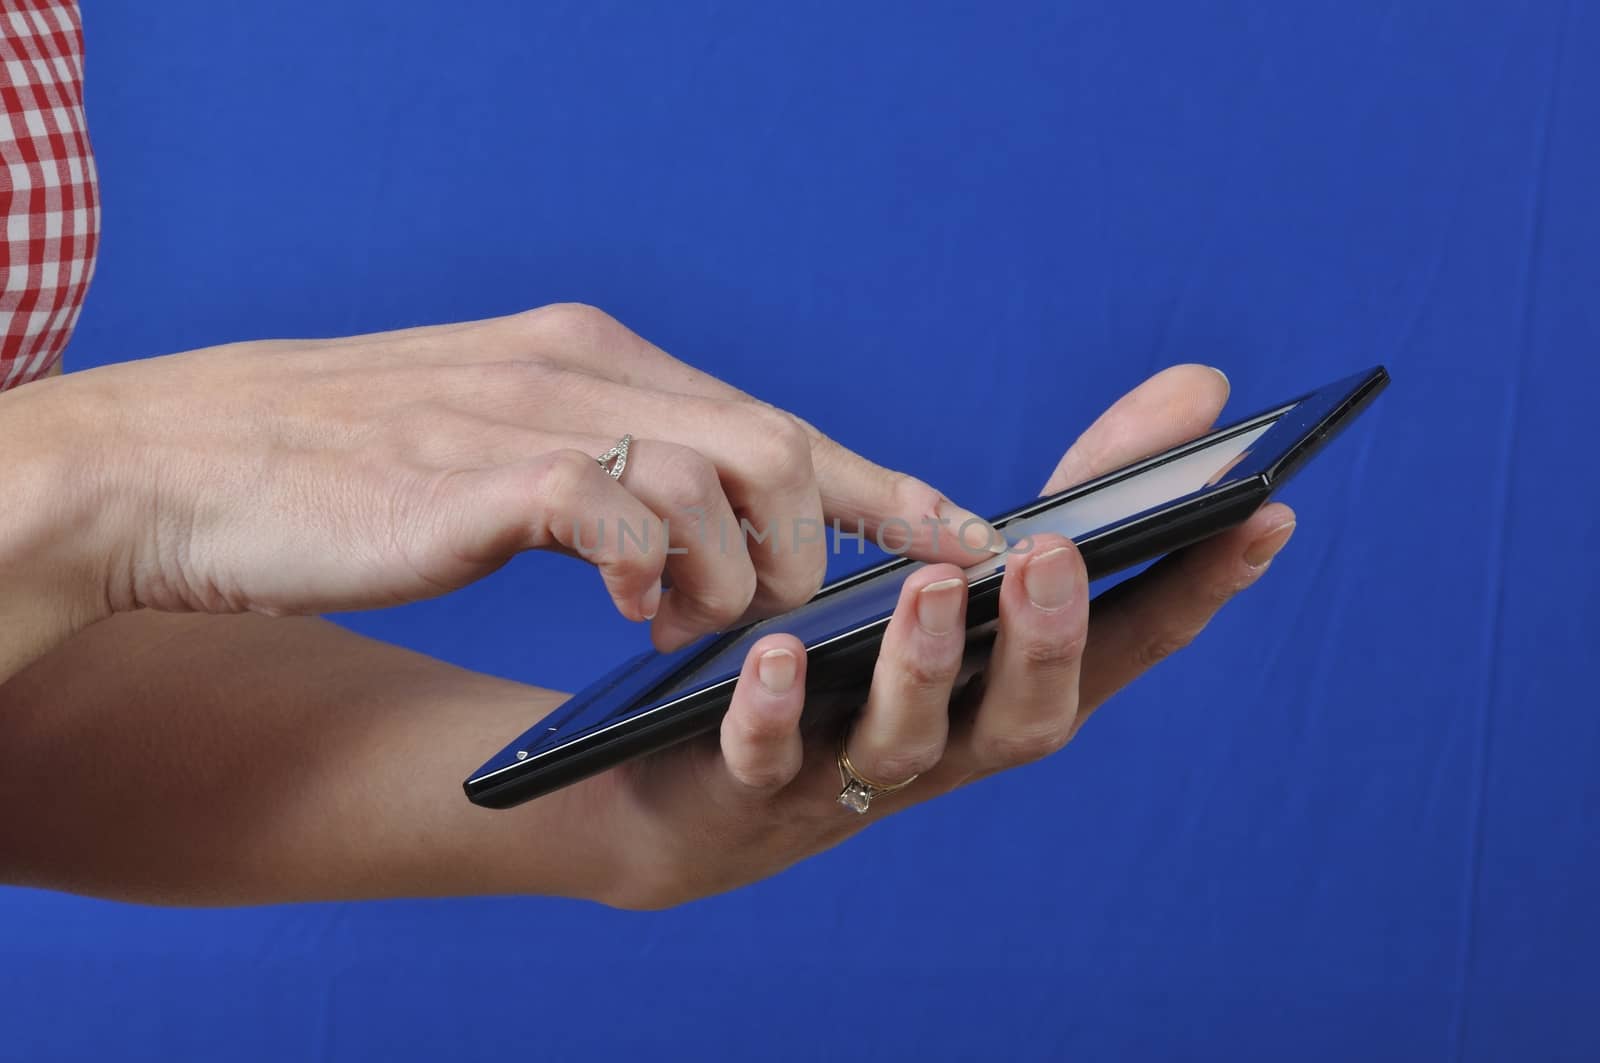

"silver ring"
[836, 739, 919, 815]
[596, 434, 632, 481]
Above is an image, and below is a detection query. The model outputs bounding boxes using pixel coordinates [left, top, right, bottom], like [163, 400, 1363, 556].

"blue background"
[4, 1, 1597, 1059]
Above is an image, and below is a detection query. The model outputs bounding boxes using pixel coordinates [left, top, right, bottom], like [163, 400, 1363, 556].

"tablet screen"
[652, 407, 1290, 699]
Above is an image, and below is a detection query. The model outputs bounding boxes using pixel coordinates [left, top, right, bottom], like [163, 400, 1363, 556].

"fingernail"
[1024, 545, 1079, 611]
[916, 576, 965, 635]
[757, 648, 797, 694]
[1244, 521, 1296, 568]
[1209, 366, 1230, 392]
[935, 499, 1004, 556]
[639, 582, 662, 620]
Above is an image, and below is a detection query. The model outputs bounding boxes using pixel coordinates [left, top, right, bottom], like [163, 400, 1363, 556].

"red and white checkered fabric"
[0, 0, 96, 391]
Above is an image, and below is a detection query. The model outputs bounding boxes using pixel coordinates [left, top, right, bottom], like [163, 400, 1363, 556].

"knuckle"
[1201, 577, 1243, 611]
[600, 530, 662, 572]
[756, 559, 827, 611]
[519, 301, 618, 339]
[1133, 625, 1204, 670]
[863, 743, 944, 783]
[974, 723, 1073, 767]
[681, 567, 760, 627]
[653, 444, 724, 514]
[897, 648, 962, 693]
[739, 405, 815, 489]
[531, 448, 600, 504]
[726, 758, 794, 793]
[723, 727, 797, 792]
[892, 474, 945, 520]
[726, 704, 785, 748]
[1016, 630, 1088, 673]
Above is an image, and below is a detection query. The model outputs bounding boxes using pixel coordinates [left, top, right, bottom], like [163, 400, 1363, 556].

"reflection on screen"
[653, 412, 1285, 699]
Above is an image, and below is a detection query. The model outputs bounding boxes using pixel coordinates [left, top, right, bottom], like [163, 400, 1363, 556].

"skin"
[0, 303, 997, 681]
[0, 307, 1294, 909]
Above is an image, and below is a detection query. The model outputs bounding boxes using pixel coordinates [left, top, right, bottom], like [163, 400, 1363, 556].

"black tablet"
[466, 366, 1388, 808]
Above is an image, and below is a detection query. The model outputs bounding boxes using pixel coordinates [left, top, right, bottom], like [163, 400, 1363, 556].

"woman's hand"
[571, 364, 1298, 909]
[0, 304, 993, 672]
[0, 362, 1286, 910]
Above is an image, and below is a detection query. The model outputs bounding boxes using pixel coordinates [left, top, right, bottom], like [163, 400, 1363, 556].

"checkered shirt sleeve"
[0, 0, 97, 391]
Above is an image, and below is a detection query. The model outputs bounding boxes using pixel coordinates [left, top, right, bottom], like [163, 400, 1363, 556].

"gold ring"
[836, 739, 919, 814]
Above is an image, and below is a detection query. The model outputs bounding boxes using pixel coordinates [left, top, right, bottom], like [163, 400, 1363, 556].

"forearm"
[0, 610, 617, 905]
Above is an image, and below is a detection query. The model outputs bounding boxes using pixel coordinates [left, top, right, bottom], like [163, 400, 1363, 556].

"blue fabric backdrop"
[4, 1, 1597, 1059]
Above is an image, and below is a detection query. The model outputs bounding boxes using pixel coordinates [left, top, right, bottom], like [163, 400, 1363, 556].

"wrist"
[0, 380, 115, 676]
[469, 755, 636, 904]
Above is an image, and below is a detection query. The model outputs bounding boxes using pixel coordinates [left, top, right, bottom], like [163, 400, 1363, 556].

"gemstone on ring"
[837, 780, 873, 815]
[836, 743, 918, 814]
[596, 434, 632, 481]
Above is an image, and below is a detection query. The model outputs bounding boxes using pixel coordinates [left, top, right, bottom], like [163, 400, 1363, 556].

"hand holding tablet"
[468, 367, 1388, 811]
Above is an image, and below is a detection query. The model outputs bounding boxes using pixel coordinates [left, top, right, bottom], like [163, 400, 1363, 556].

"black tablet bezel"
[465, 366, 1388, 808]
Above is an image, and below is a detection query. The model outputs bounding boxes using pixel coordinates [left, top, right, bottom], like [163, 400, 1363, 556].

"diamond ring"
[596, 434, 632, 481]
[836, 740, 919, 814]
